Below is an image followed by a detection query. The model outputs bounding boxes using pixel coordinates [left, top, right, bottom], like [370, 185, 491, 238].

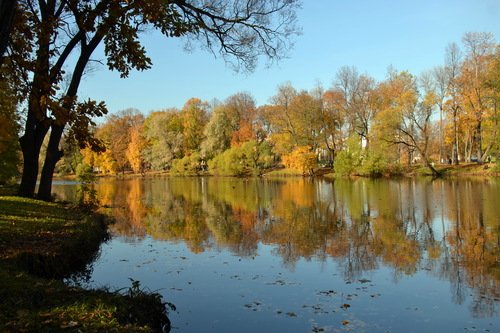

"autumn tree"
[458, 32, 497, 162]
[334, 66, 377, 149]
[373, 69, 440, 176]
[97, 108, 144, 174]
[288, 90, 323, 148]
[264, 82, 299, 149]
[201, 104, 233, 160]
[225, 92, 257, 146]
[7, 0, 300, 200]
[444, 42, 463, 164]
[264, 83, 324, 156]
[126, 125, 147, 174]
[142, 109, 184, 170]
[483, 45, 500, 161]
[201, 92, 257, 159]
[431, 66, 449, 163]
[319, 89, 345, 165]
[181, 98, 209, 154]
[282, 146, 317, 175]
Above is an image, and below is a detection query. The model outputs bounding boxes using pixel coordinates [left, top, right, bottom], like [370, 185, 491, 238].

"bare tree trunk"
[18, 100, 50, 197]
[453, 109, 460, 165]
[475, 121, 483, 163]
[438, 105, 443, 163]
[37, 124, 64, 201]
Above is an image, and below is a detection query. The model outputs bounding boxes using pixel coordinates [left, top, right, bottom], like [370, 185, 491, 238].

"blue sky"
[78, 0, 500, 115]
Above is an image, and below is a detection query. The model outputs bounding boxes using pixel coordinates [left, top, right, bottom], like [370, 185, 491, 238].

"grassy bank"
[321, 162, 499, 179]
[0, 196, 172, 332]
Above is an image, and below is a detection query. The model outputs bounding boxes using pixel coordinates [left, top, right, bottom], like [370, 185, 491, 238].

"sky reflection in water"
[54, 177, 499, 333]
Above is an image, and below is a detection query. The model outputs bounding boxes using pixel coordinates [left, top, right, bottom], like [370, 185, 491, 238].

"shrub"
[334, 136, 363, 176]
[171, 153, 203, 176]
[209, 140, 275, 176]
[281, 146, 317, 175]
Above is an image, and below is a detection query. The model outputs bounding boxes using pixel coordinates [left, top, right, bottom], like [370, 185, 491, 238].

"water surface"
[53, 177, 499, 333]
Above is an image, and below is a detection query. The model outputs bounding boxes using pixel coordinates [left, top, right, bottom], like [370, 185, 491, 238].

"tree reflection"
[54, 176, 499, 317]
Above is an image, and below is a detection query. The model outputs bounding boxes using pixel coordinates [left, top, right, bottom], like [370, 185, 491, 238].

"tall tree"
[201, 105, 233, 160]
[9, 0, 300, 199]
[225, 92, 257, 146]
[374, 70, 440, 176]
[432, 66, 449, 163]
[320, 88, 345, 165]
[97, 108, 144, 174]
[181, 98, 209, 153]
[444, 42, 463, 164]
[334, 66, 376, 149]
[142, 109, 184, 170]
[458, 32, 496, 162]
[267, 81, 299, 145]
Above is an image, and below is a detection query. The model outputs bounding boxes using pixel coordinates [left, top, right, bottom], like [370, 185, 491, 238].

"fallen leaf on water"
[342, 320, 350, 325]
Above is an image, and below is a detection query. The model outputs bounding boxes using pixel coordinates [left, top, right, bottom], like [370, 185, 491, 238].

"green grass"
[0, 196, 172, 332]
[0, 196, 107, 277]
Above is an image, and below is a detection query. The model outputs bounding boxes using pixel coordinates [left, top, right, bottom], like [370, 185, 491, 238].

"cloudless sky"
[78, 0, 500, 115]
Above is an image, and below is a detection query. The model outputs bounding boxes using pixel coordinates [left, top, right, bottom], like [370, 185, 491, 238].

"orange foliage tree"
[282, 146, 318, 175]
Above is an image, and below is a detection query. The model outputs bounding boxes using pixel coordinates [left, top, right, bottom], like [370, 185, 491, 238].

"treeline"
[54, 32, 499, 177]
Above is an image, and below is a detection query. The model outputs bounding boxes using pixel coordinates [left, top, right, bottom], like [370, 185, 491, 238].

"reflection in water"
[54, 177, 499, 319]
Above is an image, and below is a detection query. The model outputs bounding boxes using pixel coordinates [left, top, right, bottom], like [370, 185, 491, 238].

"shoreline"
[0, 196, 172, 332]
[53, 162, 499, 180]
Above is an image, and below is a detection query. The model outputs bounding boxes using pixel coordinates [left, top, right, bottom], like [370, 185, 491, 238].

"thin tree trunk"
[439, 105, 443, 163]
[475, 121, 482, 163]
[453, 110, 460, 165]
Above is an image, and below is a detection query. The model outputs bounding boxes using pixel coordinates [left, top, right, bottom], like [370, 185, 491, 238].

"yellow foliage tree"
[126, 127, 146, 174]
[282, 146, 317, 175]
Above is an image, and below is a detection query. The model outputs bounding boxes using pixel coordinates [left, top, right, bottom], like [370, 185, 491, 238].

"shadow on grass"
[0, 196, 173, 332]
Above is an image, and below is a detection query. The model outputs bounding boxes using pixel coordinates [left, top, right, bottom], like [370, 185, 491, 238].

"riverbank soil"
[0, 196, 171, 332]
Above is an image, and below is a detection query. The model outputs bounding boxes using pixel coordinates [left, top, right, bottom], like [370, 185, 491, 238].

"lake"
[53, 177, 499, 333]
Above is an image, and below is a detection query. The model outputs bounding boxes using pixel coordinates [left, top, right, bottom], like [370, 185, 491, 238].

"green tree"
[334, 135, 364, 176]
[55, 135, 83, 175]
[181, 98, 209, 154]
[209, 140, 275, 176]
[171, 152, 203, 176]
[201, 104, 233, 160]
[142, 109, 184, 170]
